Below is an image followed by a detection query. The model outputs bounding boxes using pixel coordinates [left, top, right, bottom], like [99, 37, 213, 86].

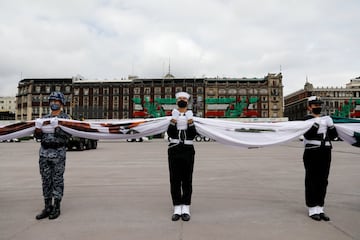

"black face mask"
[312, 107, 322, 114]
[177, 100, 188, 108]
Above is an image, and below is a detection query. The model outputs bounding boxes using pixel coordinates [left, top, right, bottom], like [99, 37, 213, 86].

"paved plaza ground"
[0, 139, 359, 240]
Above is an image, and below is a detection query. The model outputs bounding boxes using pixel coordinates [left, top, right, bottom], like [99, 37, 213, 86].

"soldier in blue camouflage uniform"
[34, 92, 71, 220]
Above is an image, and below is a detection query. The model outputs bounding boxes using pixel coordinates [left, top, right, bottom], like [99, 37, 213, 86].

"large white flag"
[1, 117, 359, 148]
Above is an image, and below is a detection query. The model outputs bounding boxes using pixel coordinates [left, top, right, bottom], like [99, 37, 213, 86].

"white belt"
[305, 140, 331, 146]
[170, 139, 194, 145]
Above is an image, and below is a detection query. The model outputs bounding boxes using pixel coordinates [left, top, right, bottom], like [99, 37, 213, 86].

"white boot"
[181, 205, 191, 221]
[182, 205, 190, 215]
[174, 205, 182, 215]
[171, 205, 182, 221]
[308, 206, 321, 221]
[316, 206, 324, 214]
[308, 206, 318, 216]
[317, 206, 330, 221]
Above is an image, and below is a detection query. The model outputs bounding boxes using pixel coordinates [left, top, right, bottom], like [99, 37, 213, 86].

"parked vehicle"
[66, 115, 98, 151]
[126, 136, 149, 142]
[67, 137, 98, 151]
[1, 138, 20, 143]
[163, 132, 211, 142]
[195, 135, 211, 142]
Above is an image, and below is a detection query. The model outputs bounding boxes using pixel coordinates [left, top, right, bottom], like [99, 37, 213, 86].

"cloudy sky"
[0, 0, 359, 96]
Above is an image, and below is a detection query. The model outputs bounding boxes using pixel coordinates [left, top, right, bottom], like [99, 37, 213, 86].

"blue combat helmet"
[49, 91, 66, 105]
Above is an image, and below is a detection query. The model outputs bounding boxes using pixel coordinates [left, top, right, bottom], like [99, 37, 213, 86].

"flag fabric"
[1, 117, 360, 148]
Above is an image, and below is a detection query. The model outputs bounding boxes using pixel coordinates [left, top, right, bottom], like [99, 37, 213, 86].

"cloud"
[0, 0, 359, 96]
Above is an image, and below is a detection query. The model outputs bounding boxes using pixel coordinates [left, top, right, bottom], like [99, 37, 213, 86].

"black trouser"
[303, 146, 332, 207]
[168, 144, 195, 206]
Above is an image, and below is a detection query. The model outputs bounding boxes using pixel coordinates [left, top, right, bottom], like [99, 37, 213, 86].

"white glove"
[41, 118, 55, 134]
[177, 115, 187, 130]
[50, 117, 59, 128]
[35, 119, 43, 129]
[171, 109, 180, 120]
[317, 117, 327, 136]
[185, 110, 193, 121]
[314, 117, 321, 125]
[324, 116, 334, 127]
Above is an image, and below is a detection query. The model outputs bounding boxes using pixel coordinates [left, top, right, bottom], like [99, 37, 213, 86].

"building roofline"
[284, 89, 306, 99]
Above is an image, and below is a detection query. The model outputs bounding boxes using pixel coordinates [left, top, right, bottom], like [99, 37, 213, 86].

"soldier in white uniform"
[167, 92, 197, 221]
[303, 96, 338, 221]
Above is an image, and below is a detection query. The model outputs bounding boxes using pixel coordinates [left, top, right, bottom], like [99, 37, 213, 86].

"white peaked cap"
[175, 91, 190, 99]
[307, 96, 323, 104]
[308, 96, 317, 101]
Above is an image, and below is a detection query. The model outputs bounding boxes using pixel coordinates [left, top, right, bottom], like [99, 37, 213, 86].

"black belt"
[41, 142, 65, 149]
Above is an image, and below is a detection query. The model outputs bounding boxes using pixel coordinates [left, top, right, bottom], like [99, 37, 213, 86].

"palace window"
[144, 87, 151, 95]
[175, 87, 183, 93]
[93, 97, 99, 106]
[65, 86, 71, 93]
[165, 87, 172, 94]
[83, 97, 89, 106]
[45, 86, 51, 93]
[134, 88, 140, 94]
[155, 87, 161, 94]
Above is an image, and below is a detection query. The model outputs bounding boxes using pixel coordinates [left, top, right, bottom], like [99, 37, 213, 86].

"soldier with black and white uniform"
[167, 92, 197, 222]
[34, 91, 71, 220]
[303, 96, 338, 221]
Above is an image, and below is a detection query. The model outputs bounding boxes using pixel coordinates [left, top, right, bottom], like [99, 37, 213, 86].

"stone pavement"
[0, 139, 359, 240]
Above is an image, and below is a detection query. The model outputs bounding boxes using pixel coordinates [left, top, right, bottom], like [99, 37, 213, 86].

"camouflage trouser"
[39, 146, 66, 200]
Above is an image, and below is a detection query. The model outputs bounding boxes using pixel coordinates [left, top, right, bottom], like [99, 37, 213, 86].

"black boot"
[36, 198, 53, 220]
[49, 199, 61, 220]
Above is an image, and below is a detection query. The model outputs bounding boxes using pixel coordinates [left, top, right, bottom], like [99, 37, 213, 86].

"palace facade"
[284, 77, 360, 120]
[16, 73, 284, 121]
